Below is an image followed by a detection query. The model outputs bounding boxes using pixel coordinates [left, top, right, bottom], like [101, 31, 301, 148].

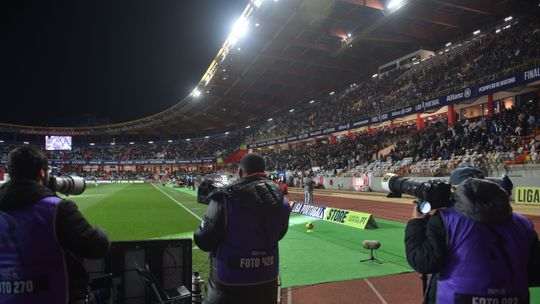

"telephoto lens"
[49, 175, 86, 195]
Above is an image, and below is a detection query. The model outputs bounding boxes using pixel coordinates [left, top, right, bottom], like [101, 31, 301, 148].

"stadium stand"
[0, 14, 539, 183]
[247, 14, 540, 142]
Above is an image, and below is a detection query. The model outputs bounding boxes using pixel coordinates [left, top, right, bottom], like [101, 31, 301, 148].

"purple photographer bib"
[0, 197, 68, 304]
[437, 208, 533, 304]
[216, 196, 289, 285]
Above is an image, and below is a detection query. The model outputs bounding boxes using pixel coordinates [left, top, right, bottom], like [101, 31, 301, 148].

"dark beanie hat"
[448, 167, 484, 185]
[240, 153, 265, 175]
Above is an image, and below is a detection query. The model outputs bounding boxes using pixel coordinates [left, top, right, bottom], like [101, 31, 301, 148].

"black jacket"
[194, 175, 289, 304]
[405, 178, 540, 303]
[0, 180, 110, 300]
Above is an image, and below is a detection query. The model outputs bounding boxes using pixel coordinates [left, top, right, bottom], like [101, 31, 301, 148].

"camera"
[381, 173, 452, 212]
[49, 175, 86, 195]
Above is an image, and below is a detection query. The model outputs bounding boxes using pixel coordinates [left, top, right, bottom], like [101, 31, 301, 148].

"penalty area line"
[151, 184, 202, 221]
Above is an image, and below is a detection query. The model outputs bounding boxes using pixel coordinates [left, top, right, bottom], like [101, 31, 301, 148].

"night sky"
[1, 0, 249, 127]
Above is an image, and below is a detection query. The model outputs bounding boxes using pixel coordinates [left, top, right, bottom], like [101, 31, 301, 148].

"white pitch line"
[287, 287, 292, 304]
[151, 184, 202, 221]
[364, 278, 388, 304]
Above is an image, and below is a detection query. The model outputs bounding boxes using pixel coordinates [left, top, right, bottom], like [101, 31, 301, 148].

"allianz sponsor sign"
[446, 87, 472, 103]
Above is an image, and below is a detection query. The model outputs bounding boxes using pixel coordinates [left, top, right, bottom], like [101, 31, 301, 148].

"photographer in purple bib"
[0, 147, 110, 304]
[403, 167, 540, 303]
[194, 153, 291, 304]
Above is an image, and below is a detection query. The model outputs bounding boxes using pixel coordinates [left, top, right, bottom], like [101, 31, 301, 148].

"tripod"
[360, 247, 382, 263]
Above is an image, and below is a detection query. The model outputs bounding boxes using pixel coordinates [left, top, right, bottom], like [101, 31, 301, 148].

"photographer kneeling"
[405, 167, 540, 303]
[0, 147, 110, 304]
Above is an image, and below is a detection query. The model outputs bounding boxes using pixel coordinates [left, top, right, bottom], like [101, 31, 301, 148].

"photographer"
[405, 167, 540, 303]
[194, 153, 291, 304]
[0, 147, 110, 304]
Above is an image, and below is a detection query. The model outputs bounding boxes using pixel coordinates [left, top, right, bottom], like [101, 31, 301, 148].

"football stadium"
[1, 0, 540, 303]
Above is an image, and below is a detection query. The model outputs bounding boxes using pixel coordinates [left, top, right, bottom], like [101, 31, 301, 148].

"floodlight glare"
[253, 0, 264, 8]
[225, 131, 230, 135]
[148, 141, 154, 144]
[473, 30, 481, 35]
[309, 100, 315, 104]
[347, 33, 352, 38]
[387, 0, 405, 10]
[504, 16, 513, 22]
[205, 136, 210, 139]
[289, 109, 294, 112]
[445, 42, 451, 47]
[0, 140, 4, 143]
[372, 74, 378, 78]
[267, 118, 273, 121]
[24, 142, 29, 145]
[186, 138, 191, 141]
[129, 142, 135, 145]
[89, 143, 95, 146]
[245, 125, 251, 129]
[168, 140, 173, 143]
[110, 142, 115, 146]
[192, 89, 201, 98]
[329, 91, 335, 96]
[496, 29, 501, 33]
[232, 17, 249, 39]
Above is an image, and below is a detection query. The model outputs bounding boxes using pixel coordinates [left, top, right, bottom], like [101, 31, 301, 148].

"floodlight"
[329, 91, 335, 95]
[267, 118, 273, 121]
[225, 132, 230, 135]
[372, 74, 378, 78]
[168, 140, 173, 143]
[24, 142, 29, 145]
[0, 140, 4, 143]
[445, 42, 451, 47]
[245, 125, 251, 129]
[473, 30, 480, 35]
[192, 89, 201, 98]
[148, 141, 154, 144]
[110, 142, 115, 146]
[289, 109, 294, 112]
[232, 17, 249, 39]
[89, 143, 95, 146]
[309, 100, 315, 104]
[495, 29, 501, 34]
[387, 0, 405, 10]
[205, 136, 209, 139]
[129, 142, 135, 145]
[252, 0, 264, 8]
[186, 138, 191, 141]
[255, 23, 260, 27]
[347, 33, 352, 38]
[504, 16, 513, 22]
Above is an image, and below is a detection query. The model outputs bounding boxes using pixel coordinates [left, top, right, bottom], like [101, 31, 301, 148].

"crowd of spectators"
[0, 134, 243, 163]
[263, 102, 539, 177]
[248, 14, 540, 142]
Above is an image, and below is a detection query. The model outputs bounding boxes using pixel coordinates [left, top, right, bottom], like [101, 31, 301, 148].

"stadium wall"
[311, 170, 540, 199]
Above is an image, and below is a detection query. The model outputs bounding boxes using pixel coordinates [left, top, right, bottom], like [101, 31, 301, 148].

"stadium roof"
[3, 0, 536, 136]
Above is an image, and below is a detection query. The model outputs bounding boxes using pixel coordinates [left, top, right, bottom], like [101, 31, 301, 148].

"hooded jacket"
[194, 175, 290, 304]
[405, 178, 540, 304]
[0, 180, 110, 302]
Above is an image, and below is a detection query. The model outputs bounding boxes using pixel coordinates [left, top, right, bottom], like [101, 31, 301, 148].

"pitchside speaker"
[84, 239, 192, 304]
